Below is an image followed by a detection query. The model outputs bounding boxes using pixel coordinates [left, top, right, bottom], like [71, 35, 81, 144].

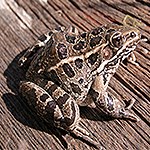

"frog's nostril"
[130, 32, 136, 38]
[141, 35, 149, 43]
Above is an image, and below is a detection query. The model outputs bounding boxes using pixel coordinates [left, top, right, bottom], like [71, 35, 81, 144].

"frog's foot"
[71, 126, 100, 149]
[118, 98, 140, 121]
[127, 52, 139, 66]
[96, 93, 139, 122]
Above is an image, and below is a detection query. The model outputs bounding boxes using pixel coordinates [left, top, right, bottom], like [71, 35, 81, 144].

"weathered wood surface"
[0, 0, 150, 150]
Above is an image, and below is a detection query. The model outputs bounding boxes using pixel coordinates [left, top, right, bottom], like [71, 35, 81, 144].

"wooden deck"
[0, 0, 150, 149]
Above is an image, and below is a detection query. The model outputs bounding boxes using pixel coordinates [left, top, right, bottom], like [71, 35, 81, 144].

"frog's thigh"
[42, 80, 81, 129]
[19, 81, 80, 130]
[19, 81, 63, 123]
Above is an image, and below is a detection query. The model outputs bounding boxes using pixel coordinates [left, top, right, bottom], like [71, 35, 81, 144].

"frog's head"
[96, 24, 147, 80]
[110, 26, 140, 48]
[102, 25, 142, 61]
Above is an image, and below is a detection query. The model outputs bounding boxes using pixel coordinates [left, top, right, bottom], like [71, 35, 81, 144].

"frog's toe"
[124, 98, 135, 110]
[120, 99, 140, 121]
[71, 126, 100, 149]
[118, 108, 140, 122]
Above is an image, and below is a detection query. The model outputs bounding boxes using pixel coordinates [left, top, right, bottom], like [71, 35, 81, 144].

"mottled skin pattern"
[18, 24, 142, 147]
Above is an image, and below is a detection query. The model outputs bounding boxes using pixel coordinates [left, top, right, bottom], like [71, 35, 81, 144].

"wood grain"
[0, 0, 150, 150]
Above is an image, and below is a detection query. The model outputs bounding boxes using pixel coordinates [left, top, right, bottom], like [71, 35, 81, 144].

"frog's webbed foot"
[118, 98, 140, 122]
[71, 126, 100, 149]
[96, 93, 139, 122]
[127, 52, 139, 66]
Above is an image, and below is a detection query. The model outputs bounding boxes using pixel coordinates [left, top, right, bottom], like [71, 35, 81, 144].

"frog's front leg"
[127, 52, 139, 66]
[19, 81, 99, 147]
[89, 75, 139, 121]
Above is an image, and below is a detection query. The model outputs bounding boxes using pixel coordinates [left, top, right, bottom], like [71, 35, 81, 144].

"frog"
[18, 21, 144, 147]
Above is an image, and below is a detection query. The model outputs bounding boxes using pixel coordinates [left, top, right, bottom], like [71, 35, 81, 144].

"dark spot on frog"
[47, 84, 58, 96]
[75, 58, 83, 69]
[105, 29, 116, 41]
[48, 69, 62, 86]
[57, 94, 70, 108]
[70, 82, 81, 95]
[57, 43, 68, 59]
[88, 53, 98, 65]
[40, 94, 49, 102]
[80, 32, 87, 38]
[48, 31, 53, 36]
[65, 35, 76, 44]
[62, 63, 75, 78]
[130, 32, 136, 38]
[89, 88, 99, 102]
[44, 100, 57, 122]
[73, 41, 85, 51]
[45, 100, 57, 112]
[71, 26, 75, 33]
[91, 27, 103, 35]
[38, 34, 47, 42]
[103, 73, 108, 85]
[84, 84, 88, 89]
[90, 36, 102, 48]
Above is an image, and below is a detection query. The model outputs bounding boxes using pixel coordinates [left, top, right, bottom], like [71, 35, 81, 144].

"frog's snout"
[140, 35, 149, 43]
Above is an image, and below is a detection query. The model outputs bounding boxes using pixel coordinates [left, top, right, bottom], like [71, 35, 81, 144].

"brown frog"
[18, 21, 145, 148]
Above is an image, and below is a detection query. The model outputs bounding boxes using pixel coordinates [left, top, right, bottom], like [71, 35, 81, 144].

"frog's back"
[25, 26, 106, 82]
[25, 27, 79, 80]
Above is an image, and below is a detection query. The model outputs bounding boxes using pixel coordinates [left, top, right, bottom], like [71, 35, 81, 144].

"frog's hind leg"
[106, 93, 139, 121]
[43, 80, 100, 148]
[19, 80, 99, 148]
[95, 92, 140, 122]
[19, 81, 63, 122]
[18, 32, 53, 67]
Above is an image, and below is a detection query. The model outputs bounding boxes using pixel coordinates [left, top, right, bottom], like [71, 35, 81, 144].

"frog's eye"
[130, 31, 137, 38]
[110, 32, 123, 48]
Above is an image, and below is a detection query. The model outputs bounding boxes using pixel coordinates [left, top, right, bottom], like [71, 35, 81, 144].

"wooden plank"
[0, 0, 150, 150]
